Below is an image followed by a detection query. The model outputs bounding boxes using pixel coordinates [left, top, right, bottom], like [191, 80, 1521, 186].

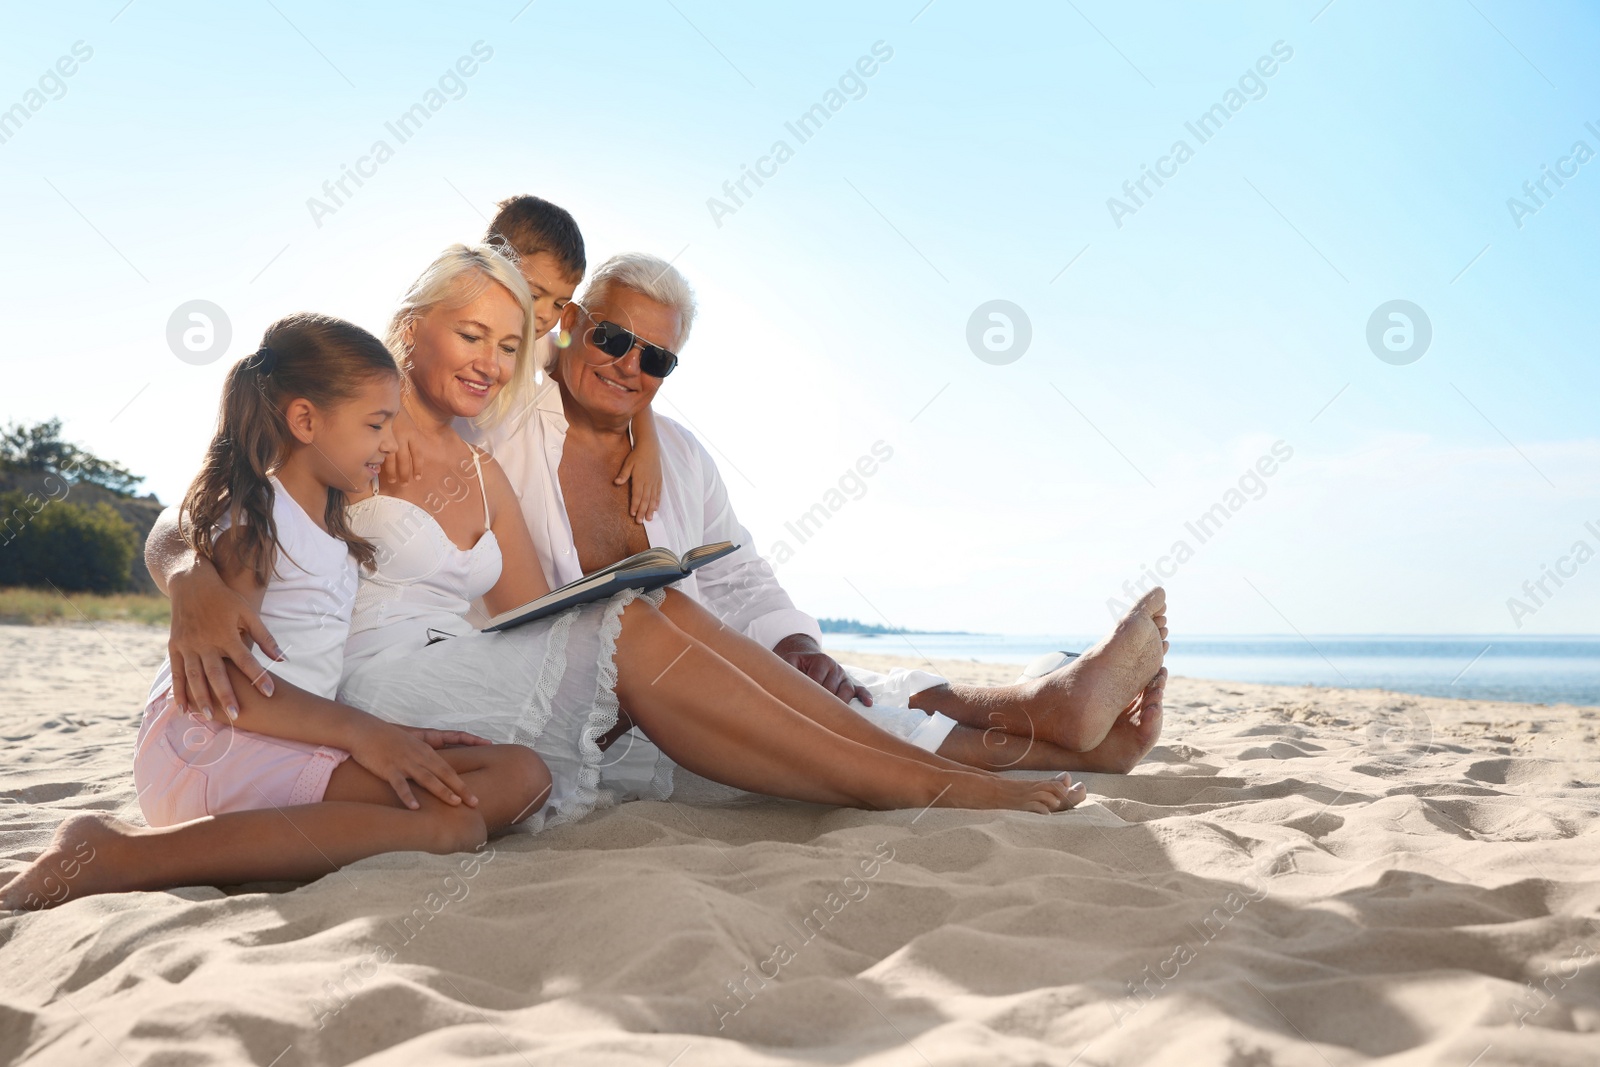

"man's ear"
[282, 397, 318, 445]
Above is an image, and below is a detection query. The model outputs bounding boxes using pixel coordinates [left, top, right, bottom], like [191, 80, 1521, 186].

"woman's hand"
[615, 435, 662, 522]
[168, 556, 283, 720]
[344, 719, 481, 810]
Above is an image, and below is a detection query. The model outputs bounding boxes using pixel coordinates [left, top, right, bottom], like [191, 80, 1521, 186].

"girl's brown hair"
[180, 312, 398, 585]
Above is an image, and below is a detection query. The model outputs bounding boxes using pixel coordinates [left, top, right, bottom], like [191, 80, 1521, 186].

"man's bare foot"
[0, 812, 136, 911]
[939, 771, 1088, 815]
[1075, 668, 1166, 774]
[1015, 588, 1167, 753]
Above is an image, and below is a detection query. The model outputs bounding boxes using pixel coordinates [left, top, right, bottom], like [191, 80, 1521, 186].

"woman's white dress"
[337, 451, 672, 831]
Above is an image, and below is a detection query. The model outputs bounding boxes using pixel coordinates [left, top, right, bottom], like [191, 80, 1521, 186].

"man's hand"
[772, 633, 872, 706]
[344, 719, 480, 811]
[168, 556, 283, 720]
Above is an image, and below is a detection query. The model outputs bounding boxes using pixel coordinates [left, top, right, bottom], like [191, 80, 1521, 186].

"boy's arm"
[615, 404, 663, 522]
[147, 506, 283, 717]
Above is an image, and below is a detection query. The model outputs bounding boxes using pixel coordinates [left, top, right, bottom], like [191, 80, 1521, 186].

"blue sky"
[2, 1, 1596, 635]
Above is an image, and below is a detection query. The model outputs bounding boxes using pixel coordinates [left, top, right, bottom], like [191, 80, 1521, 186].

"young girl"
[0, 313, 551, 911]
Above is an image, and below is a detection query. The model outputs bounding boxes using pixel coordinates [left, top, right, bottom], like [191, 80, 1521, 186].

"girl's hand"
[346, 720, 480, 810]
[399, 726, 494, 749]
[168, 557, 283, 720]
[615, 436, 662, 523]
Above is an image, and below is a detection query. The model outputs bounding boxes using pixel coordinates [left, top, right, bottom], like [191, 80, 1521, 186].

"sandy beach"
[2, 623, 1598, 1065]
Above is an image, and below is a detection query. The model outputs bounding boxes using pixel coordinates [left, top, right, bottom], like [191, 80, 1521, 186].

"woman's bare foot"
[1075, 668, 1166, 774]
[939, 770, 1089, 815]
[1015, 588, 1167, 753]
[0, 812, 135, 912]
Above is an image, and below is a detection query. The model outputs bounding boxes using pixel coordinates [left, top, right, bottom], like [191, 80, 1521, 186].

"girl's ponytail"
[180, 314, 397, 585]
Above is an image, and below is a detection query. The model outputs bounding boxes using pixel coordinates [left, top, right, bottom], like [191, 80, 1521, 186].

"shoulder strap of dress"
[471, 447, 490, 527]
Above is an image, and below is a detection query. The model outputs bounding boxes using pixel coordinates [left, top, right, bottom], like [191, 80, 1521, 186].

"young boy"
[482, 195, 661, 520]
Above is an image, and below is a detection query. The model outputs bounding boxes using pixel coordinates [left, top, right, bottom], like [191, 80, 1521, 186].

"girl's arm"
[478, 455, 554, 616]
[614, 403, 663, 522]
[211, 529, 484, 809]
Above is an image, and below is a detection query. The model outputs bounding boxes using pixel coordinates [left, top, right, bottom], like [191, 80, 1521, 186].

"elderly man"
[463, 251, 1168, 775]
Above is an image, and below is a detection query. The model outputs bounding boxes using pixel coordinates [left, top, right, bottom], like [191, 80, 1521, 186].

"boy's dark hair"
[485, 195, 586, 281]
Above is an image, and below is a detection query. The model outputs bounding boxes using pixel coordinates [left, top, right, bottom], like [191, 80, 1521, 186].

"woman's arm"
[146, 506, 283, 717]
[615, 404, 663, 522]
[478, 455, 553, 616]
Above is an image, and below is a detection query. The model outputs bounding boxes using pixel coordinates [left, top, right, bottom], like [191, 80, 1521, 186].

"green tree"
[1, 418, 144, 496]
[0, 491, 139, 593]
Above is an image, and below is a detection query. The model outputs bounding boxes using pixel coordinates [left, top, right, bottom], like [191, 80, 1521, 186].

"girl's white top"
[146, 477, 358, 705]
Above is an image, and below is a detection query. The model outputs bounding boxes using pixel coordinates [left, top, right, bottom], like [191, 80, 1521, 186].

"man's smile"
[591, 368, 637, 394]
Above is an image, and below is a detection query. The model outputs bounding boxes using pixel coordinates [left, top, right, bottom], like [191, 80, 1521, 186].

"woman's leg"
[0, 747, 548, 911]
[654, 590, 977, 773]
[610, 598, 1086, 814]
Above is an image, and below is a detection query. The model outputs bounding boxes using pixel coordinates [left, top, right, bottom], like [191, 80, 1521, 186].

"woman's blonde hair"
[386, 242, 536, 429]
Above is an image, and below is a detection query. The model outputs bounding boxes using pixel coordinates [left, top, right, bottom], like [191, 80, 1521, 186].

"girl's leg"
[611, 599, 1086, 814]
[322, 744, 552, 833]
[1, 747, 548, 911]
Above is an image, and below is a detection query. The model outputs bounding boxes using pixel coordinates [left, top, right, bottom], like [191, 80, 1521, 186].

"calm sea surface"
[818, 633, 1600, 707]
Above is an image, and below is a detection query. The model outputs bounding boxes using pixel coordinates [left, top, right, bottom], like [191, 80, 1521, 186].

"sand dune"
[3, 624, 1598, 1065]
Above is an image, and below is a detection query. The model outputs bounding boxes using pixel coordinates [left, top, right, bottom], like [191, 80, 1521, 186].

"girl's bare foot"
[0, 812, 132, 912]
[940, 770, 1089, 815]
[1018, 588, 1168, 752]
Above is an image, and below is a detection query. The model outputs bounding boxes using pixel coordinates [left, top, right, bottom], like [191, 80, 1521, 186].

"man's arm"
[146, 506, 283, 717]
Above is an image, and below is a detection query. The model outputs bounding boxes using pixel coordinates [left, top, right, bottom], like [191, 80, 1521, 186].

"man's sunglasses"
[572, 304, 679, 379]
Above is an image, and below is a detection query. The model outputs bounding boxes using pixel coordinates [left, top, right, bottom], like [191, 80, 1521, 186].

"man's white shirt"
[459, 377, 820, 651]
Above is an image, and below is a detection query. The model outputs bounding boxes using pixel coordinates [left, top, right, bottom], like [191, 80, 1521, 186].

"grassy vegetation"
[0, 587, 169, 627]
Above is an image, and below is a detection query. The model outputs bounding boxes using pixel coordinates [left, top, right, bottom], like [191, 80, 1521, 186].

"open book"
[482, 542, 739, 633]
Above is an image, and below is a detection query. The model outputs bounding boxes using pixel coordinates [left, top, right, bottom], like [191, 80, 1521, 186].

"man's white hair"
[579, 252, 697, 350]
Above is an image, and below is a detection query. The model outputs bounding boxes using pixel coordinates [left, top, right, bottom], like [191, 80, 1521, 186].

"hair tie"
[245, 346, 278, 376]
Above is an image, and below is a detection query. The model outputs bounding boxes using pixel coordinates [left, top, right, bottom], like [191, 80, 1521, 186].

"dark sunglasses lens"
[593, 321, 635, 358]
[640, 347, 678, 378]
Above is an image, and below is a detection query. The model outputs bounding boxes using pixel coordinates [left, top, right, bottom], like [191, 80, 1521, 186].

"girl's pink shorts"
[133, 691, 350, 827]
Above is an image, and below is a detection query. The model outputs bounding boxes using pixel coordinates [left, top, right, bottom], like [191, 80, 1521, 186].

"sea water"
[817, 633, 1600, 707]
